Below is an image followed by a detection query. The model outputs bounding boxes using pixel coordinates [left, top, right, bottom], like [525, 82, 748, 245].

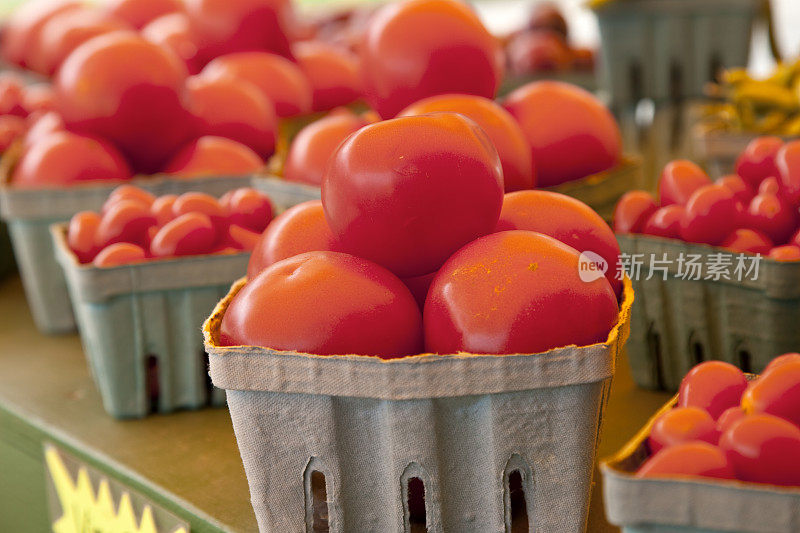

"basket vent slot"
[304, 458, 329, 532]
[507, 470, 529, 532]
[646, 323, 665, 389]
[407, 477, 426, 531]
[690, 338, 705, 366]
[738, 349, 753, 373]
[145, 354, 159, 413]
[504, 454, 533, 532]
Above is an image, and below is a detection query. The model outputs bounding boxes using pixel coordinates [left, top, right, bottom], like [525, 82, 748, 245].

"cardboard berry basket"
[601, 388, 800, 533]
[690, 124, 795, 178]
[51, 223, 249, 418]
[618, 233, 800, 392]
[0, 164, 253, 334]
[250, 174, 321, 208]
[202, 276, 633, 533]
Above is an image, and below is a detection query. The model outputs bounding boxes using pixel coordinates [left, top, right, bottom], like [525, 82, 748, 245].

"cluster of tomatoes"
[638, 355, 800, 487]
[67, 185, 273, 267]
[614, 137, 800, 261]
[220, 111, 624, 359]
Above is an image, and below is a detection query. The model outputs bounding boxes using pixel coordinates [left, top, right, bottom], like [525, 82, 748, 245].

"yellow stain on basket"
[46, 447, 187, 533]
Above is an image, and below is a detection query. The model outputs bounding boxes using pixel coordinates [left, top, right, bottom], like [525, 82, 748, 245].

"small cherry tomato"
[68, 211, 102, 263]
[399, 93, 534, 192]
[741, 359, 800, 427]
[23, 111, 65, 148]
[150, 212, 216, 256]
[103, 185, 156, 212]
[716, 174, 754, 206]
[758, 176, 781, 196]
[223, 187, 273, 232]
[680, 184, 740, 246]
[613, 190, 657, 234]
[763, 353, 800, 375]
[745, 191, 797, 245]
[151, 194, 178, 225]
[1, 0, 82, 68]
[678, 361, 748, 420]
[142, 13, 202, 74]
[735, 136, 783, 189]
[0, 115, 26, 153]
[360, 0, 503, 118]
[721, 228, 773, 255]
[105, 0, 183, 29]
[769, 245, 800, 261]
[247, 200, 338, 279]
[96, 199, 157, 247]
[93, 242, 147, 267]
[720, 413, 800, 486]
[172, 191, 227, 229]
[292, 41, 361, 112]
[506, 30, 573, 75]
[22, 84, 57, 115]
[222, 224, 260, 251]
[637, 442, 735, 480]
[0, 73, 27, 117]
[776, 140, 800, 207]
[642, 205, 684, 240]
[648, 406, 719, 454]
[658, 160, 712, 206]
[716, 406, 747, 434]
[221, 251, 424, 358]
[164, 136, 264, 178]
[424, 231, 618, 354]
[323, 113, 503, 277]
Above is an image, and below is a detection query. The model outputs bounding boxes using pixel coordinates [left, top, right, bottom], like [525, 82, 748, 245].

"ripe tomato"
[103, 185, 156, 211]
[763, 353, 800, 375]
[776, 140, 800, 207]
[150, 212, 217, 256]
[96, 199, 157, 247]
[495, 190, 622, 296]
[716, 174, 754, 206]
[0, 73, 27, 117]
[360, 0, 502, 118]
[642, 205, 684, 240]
[613, 190, 657, 234]
[56, 31, 194, 173]
[23, 111, 64, 148]
[200, 51, 312, 117]
[0, 115, 26, 153]
[717, 406, 746, 434]
[292, 41, 361, 112]
[769, 245, 800, 261]
[105, 0, 183, 29]
[247, 200, 338, 278]
[735, 136, 783, 189]
[68, 211, 102, 263]
[680, 184, 740, 245]
[186, 75, 277, 157]
[503, 81, 621, 186]
[424, 231, 618, 354]
[0, 0, 82, 68]
[637, 442, 735, 480]
[164, 136, 264, 178]
[399, 94, 534, 191]
[745, 191, 797, 244]
[721, 228, 773, 255]
[678, 361, 747, 420]
[12, 131, 132, 188]
[222, 224, 260, 251]
[658, 160, 712, 206]
[322, 113, 503, 277]
[22, 84, 57, 114]
[221, 251, 424, 358]
[401, 271, 436, 310]
[172, 191, 227, 229]
[222, 187, 273, 232]
[758, 176, 781, 196]
[142, 13, 202, 74]
[284, 110, 367, 186]
[506, 30, 573, 75]
[151, 194, 177, 225]
[720, 414, 800, 486]
[741, 359, 800, 427]
[648, 407, 719, 454]
[93, 242, 147, 267]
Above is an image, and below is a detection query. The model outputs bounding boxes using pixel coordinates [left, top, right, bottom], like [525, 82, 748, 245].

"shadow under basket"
[618, 233, 800, 391]
[203, 277, 634, 533]
[52, 224, 250, 419]
[601, 387, 800, 533]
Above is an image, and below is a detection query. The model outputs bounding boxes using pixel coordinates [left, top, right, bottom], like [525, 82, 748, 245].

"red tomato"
[12, 131, 132, 188]
[741, 359, 800, 427]
[720, 414, 800, 486]
[776, 140, 800, 207]
[648, 407, 719, 454]
[150, 212, 217, 256]
[0, 73, 27, 117]
[284, 110, 367, 186]
[93, 242, 147, 267]
[103, 185, 156, 212]
[23, 111, 65, 148]
[200, 52, 312, 117]
[223, 187, 273, 232]
[222, 224, 261, 251]
[0, 115, 26, 153]
[424, 230, 618, 354]
[55, 31, 194, 174]
[745, 191, 797, 245]
[141, 13, 202, 74]
[642, 205, 684, 240]
[717, 406, 747, 434]
[22, 84, 57, 114]
[506, 30, 573, 75]
[678, 361, 748, 420]
[637, 442, 735, 480]
[763, 353, 800, 375]
[401, 271, 436, 310]
[716, 174, 754, 206]
[151, 194, 177, 225]
[247, 200, 338, 278]
[495, 190, 622, 296]
[322, 113, 503, 277]
[221, 251, 424, 358]
[735, 136, 783, 189]
[613, 190, 657, 234]
[292, 41, 361, 112]
[721, 228, 773, 255]
[503, 81, 621, 187]
[96, 199, 157, 247]
[105, 0, 183, 29]
[360, 0, 503, 118]
[399, 93, 534, 192]
[185, 0, 293, 65]
[68, 211, 102, 263]
[172, 191, 227, 229]
[769, 245, 800, 261]
[32, 8, 131, 75]
[658, 160, 712, 206]
[186, 75, 277, 157]
[527, 3, 567, 35]
[680, 184, 740, 245]
[758, 176, 781, 196]
[164, 136, 264, 178]
[0, 0, 82, 67]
